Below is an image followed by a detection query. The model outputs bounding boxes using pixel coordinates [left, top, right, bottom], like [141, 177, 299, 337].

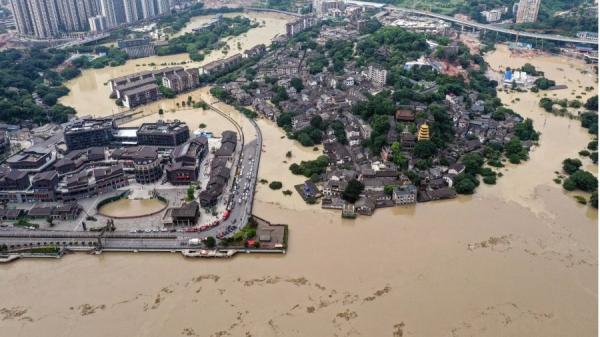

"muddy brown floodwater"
[98, 199, 167, 218]
[1, 29, 597, 337]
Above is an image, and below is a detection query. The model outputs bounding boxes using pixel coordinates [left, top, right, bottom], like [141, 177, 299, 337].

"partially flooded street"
[1, 14, 598, 337]
[59, 11, 290, 118]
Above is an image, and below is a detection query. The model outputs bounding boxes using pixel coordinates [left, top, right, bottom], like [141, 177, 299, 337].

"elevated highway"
[345, 1, 598, 46]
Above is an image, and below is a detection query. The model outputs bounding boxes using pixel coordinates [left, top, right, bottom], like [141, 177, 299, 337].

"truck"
[188, 238, 201, 246]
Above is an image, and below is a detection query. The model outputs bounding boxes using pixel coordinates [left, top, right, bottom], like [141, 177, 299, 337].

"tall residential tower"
[515, 0, 541, 23]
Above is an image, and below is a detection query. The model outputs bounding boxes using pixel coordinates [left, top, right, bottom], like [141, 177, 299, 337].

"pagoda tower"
[417, 122, 430, 141]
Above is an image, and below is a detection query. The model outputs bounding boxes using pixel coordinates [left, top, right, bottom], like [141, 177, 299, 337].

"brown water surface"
[1, 38, 597, 337]
[98, 198, 167, 218]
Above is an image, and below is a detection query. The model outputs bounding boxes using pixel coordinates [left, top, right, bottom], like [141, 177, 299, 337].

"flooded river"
[1, 22, 597, 337]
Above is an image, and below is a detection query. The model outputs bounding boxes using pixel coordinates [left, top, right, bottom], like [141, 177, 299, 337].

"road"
[345, 0, 598, 46]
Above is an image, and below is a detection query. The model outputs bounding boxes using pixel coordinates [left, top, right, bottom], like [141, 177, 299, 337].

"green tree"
[569, 170, 598, 192]
[269, 181, 283, 190]
[186, 186, 195, 201]
[290, 77, 304, 92]
[384, 184, 398, 195]
[462, 153, 484, 175]
[562, 177, 577, 191]
[342, 179, 364, 203]
[454, 174, 478, 194]
[205, 236, 216, 248]
[585, 95, 598, 111]
[390, 142, 407, 168]
[562, 158, 582, 175]
[413, 140, 437, 159]
[539, 97, 554, 112]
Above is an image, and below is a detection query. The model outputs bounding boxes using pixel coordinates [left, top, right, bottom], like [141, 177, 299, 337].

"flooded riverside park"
[1, 13, 597, 337]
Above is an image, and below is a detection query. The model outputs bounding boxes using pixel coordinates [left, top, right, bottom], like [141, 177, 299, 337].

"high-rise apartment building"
[156, 0, 170, 15]
[123, 0, 140, 23]
[100, 0, 126, 27]
[515, 0, 541, 23]
[26, 0, 60, 38]
[11, 0, 35, 36]
[140, 0, 156, 19]
[88, 14, 107, 32]
[11, 0, 101, 37]
[12, 0, 170, 38]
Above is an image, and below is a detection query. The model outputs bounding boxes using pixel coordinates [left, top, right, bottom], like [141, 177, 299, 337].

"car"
[144, 229, 152, 233]
[129, 228, 137, 233]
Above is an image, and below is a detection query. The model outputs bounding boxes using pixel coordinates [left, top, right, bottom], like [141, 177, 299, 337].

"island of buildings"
[209, 1, 546, 218]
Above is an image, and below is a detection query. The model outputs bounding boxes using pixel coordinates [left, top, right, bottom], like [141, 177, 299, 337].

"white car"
[130, 228, 137, 233]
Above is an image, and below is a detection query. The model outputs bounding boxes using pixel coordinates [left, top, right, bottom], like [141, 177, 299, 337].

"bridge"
[345, 0, 598, 46]
[244, 7, 303, 17]
[56, 33, 111, 49]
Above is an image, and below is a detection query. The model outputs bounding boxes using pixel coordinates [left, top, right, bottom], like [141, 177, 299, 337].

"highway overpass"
[345, 0, 598, 46]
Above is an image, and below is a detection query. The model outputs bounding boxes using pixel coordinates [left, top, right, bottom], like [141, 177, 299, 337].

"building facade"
[64, 118, 115, 151]
[137, 120, 190, 147]
[515, 0, 541, 23]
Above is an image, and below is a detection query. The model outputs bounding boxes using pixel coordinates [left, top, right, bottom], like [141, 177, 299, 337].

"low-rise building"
[7, 146, 55, 173]
[64, 118, 115, 151]
[365, 65, 387, 88]
[31, 170, 59, 202]
[137, 120, 190, 147]
[117, 37, 155, 58]
[122, 83, 160, 109]
[200, 54, 243, 76]
[170, 201, 200, 226]
[112, 146, 163, 184]
[59, 164, 128, 201]
[166, 162, 197, 185]
[392, 184, 417, 205]
[285, 16, 317, 37]
[162, 68, 200, 94]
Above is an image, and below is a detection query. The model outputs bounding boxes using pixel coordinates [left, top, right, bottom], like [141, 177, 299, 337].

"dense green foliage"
[157, 3, 242, 34]
[342, 179, 365, 203]
[0, 48, 78, 124]
[356, 26, 429, 67]
[562, 158, 583, 175]
[585, 95, 598, 111]
[563, 170, 597, 192]
[156, 16, 258, 61]
[269, 181, 283, 190]
[534, 77, 556, 90]
[289, 155, 330, 177]
[580, 111, 598, 135]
